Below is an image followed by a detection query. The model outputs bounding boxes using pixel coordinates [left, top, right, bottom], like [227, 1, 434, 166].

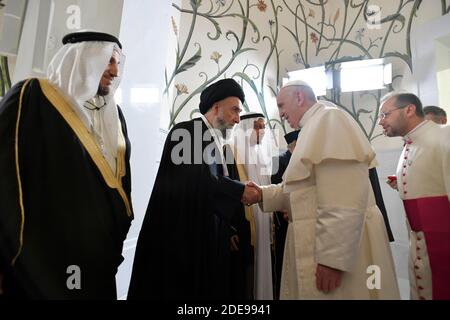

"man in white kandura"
[231, 112, 275, 299]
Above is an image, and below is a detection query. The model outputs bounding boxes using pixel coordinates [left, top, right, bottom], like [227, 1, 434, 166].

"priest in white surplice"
[246, 80, 400, 299]
[380, 92, 450, 300]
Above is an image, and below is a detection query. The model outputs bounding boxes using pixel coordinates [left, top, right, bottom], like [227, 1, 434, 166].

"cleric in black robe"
[0, 31, 132, 299]
[128, 79, 258, 300]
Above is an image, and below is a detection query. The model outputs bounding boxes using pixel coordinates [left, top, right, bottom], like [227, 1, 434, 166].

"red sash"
[403, 196, 450, 300]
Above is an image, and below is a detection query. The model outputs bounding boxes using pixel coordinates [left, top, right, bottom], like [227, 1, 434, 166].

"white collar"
[403, 120, 428, 143]
[299, 102, 322, 128]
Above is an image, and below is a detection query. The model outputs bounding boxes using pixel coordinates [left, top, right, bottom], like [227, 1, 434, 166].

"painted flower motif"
[216, 0, 226, 6]
[355, 27, 366, 43]
[308, 8, 315, 18]
[269, 19, 275, 27]
[310, 32, 318, 44]
[175, 83, 189, 95]
[257, 0, 267, 12]
[171, 16, 178, 36]
[210, 51, 222, 63]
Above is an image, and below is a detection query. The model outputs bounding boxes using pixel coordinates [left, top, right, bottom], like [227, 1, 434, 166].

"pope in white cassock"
[231, 112, 275, 300]
[248, 80, 400, 299]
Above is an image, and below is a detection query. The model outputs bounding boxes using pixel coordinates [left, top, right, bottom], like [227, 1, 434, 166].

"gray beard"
[215, 119, 227, 138]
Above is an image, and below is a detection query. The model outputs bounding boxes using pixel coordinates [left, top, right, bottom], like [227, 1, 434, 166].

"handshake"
[241, 181, 262, 206]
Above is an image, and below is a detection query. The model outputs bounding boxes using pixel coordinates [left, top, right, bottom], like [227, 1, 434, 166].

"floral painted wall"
[0, 55, 11, 97]
[0, 0, 8, 97]
[164, 0, 449, 148]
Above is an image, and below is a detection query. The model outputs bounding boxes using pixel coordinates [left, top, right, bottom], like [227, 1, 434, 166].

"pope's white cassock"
[396, 120, 450, 300]
[259, 102, 400, 299]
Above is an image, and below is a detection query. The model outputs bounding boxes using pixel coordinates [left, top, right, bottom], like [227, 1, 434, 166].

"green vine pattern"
[233, 0, 285, 132]
[0, 55, 11, 98]
[443, 0, 450, 14]
[166, 0, 260, 129]
[167, 0, 443, 141]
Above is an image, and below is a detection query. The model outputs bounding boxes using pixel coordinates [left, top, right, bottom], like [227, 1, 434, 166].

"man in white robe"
[231, 112, 274, 299]
[0, 31, 132, 299]
[380, 92, 450, 300]
[248, 80, 400, 299]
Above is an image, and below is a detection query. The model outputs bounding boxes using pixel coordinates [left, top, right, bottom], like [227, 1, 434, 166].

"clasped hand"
[241, 181, 262, 206]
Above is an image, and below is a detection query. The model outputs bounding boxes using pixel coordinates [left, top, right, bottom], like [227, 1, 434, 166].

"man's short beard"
[97, 85, 110, 96]
[215, 118, 233, 138]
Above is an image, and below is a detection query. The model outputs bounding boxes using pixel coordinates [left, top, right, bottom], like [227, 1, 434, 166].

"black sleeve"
[271, 151, 291, 184]
[211, 175, 245, 222]
[117, 106, 133, 214]
[213, 175, 245, 201]
[369, 167, 395, 242]
[0, 80, 28, 273]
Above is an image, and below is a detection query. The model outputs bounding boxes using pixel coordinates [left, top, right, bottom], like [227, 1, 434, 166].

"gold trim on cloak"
[38, 79, 132, 217]
[12, 79, 132, 266]
[12, 78, 133, 265]
[12, 79, 32, 265]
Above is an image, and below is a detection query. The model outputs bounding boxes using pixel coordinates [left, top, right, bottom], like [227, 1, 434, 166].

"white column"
[116, 0, 172, 299]
[13, 0, 124, 83]
[411, 13, 450, 107]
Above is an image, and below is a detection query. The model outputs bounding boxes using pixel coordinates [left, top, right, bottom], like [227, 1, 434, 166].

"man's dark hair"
[381, 92, 424, 117]
[394, 93, 424, 117]
[423, 105, 447, 117]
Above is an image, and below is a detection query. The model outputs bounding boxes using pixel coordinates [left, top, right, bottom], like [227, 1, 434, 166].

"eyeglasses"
[378, 105, 409, 120]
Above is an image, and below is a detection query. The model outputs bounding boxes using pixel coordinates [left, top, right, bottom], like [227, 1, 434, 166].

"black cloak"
[0, 79, 132, 299]
[127, 118, 245, 300]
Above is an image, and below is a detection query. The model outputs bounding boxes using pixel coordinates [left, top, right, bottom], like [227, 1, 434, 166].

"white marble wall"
[115, 0, 172, 299]
[376, 149, 410, 299]
[412, 12, 450, 109]
[13, 0, 124, 83]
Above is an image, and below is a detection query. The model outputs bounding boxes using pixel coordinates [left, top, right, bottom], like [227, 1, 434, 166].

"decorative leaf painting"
[0, 56, 11, 98]
[166, 0, 445, 142]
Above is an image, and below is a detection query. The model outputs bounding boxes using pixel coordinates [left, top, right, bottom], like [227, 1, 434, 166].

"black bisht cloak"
[128, 118, 245, 300]
[0, 79, 132, 299]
